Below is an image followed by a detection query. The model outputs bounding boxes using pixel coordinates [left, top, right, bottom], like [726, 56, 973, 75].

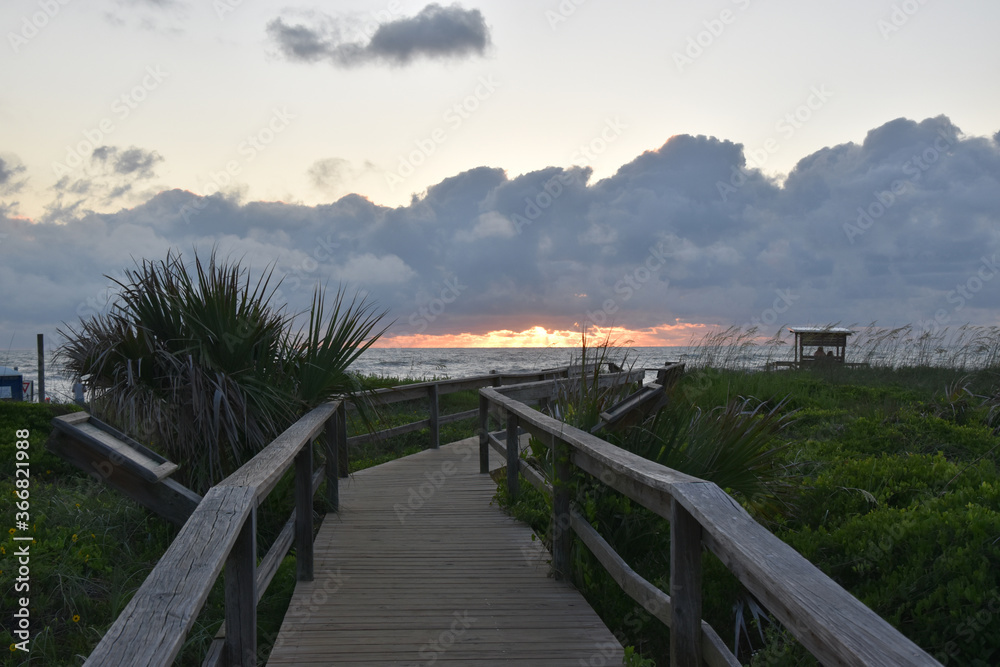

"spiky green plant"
[58, 249, 388, 493]
[612, 394, 796, 520]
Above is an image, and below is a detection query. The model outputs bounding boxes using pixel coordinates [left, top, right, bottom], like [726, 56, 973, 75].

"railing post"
[337, 401, 348, 479]
[670, 502, 703, 667]
[552, 435, 571, 580]
[505, 410, 519, 500]
[324, 412, 339, 512]
[224, 506, 257, 667]
[295, 443, 314, 582]
[428, 383, 440, 449]
[478, 393, 490, 474]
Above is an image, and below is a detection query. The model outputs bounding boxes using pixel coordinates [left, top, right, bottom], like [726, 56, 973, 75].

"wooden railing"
[348, 363, 614, 449]
[478, 365, 942, 667]
[82, 363, 623, 666]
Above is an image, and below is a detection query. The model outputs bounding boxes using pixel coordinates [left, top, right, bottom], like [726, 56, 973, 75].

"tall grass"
[681, 322, 1000, 372]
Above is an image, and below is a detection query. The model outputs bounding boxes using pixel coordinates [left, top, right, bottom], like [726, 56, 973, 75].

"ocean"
[4, 339, 990, 404]
[1, 346, 700, 404]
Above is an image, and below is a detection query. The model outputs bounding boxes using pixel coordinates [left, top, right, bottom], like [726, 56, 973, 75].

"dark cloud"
[92, 146, 163, 179]
[5, 115, 1000, 347]
[308, 157, 357, 191]
[268, 3, 491, 68]
[46, 146, 163, 220]
[0, 156, 27, 194]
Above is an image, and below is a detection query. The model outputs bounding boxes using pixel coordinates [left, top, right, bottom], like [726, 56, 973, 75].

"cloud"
[308, 157, 375, 195]
[92, 145, 164, 179]
[0, 156, 27, 195]
[268, 3, 491, 68]
[104, 0, 189, 33]
[4, 114, 1000, 349]
[45, 145, 164, 220]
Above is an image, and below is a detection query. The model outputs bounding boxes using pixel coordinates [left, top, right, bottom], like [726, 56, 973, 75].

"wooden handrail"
[84, 402, 340, 666]
[83, 362, 623, 666]
[477, 364, 942, 667]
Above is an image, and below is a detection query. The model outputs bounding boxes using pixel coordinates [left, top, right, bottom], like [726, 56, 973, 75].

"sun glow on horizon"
[373, 322, 711, 348]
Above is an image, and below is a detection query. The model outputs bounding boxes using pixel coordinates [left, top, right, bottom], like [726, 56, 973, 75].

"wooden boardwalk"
[266, 437, 624, 666]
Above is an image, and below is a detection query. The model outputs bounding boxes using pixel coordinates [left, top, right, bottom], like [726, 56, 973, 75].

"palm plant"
[58, 249, 388, 493]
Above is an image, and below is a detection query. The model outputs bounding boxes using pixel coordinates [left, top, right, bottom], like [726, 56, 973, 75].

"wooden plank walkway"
[266, 437, 625, 666]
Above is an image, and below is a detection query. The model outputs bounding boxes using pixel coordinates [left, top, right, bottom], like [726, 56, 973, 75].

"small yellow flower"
[72, 615, 80, 623]
[10, 644, 17, 652]
[91, 533, 95, 538]
[72, 534, 78, 542]
[7, 528, 14, 535]
[75, 503, 81, 508]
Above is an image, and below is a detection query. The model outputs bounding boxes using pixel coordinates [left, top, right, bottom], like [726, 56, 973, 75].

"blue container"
[0, 366, 24, 401]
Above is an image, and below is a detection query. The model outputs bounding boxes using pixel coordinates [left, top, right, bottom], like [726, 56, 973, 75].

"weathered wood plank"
[505, 410, 520, 499]
[84, 485, 255, 667]
[224, 505, 257, 666]
[552, 436, 571, 580]
[670, 502, 703, 667]
[47, 431, 201, 527]
[294, 445, 314, 582]
[218, 403, 335, 502]
[674, 482, 941, 667]
[267, 442, 623, 666]
[345, 418, 431, 446]
[324, 415, 339, 512]
[568, 508, 738, 667]
[480, 384, 941, 667]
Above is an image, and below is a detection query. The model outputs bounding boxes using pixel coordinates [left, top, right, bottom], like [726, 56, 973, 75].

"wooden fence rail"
[478, 364, 942, 667]
[82, 362, 635, 666]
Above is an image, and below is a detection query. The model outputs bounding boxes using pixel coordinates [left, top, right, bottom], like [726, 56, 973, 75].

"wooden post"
[324, 413, 339, 513]
[337, 401, 348, 479]
[478, 393, 490, 474]
[295, 444, 314, 582]
[552, 435, 571, 580]
[670, 503, 703, 667]
[36, 333, 45, 404]
[428, 383, 440, 449]
[225, 506, 257, 667]
[505, 410, 519, 500]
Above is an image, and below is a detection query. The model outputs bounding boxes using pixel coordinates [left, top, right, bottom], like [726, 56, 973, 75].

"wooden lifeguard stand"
[790, 326, 855, 366]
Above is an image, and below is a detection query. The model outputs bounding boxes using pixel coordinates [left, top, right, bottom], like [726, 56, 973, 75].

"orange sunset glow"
[373, 322, 711, 348]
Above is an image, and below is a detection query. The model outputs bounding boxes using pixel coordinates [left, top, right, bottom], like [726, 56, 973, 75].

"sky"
[2, 0, 1000, 350]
